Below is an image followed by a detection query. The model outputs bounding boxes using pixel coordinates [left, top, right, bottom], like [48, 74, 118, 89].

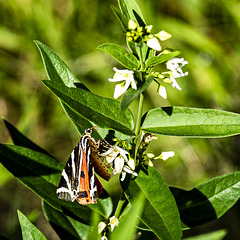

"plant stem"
[135, 93, 144, 137]
[114, 192, 126, 218]
[137, 44, 145, 71]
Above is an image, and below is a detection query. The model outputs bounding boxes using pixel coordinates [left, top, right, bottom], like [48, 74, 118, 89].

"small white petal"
[170, 76, 182, 91]
[98, 222, 107, 234]
[127, 158, 135, 170]
[101, 237, 108, 240]
[158, 85, 167, 99]
[113, 157, 125, 174]
[146, 153, 155, 158]
[120, 171, 127, 181]
[123, 166, 138, 176]
[160, 151, 175, 161]
[147, 37, 161, 51]
[113, 83, 128, 99]
[155, 30, 172, 41]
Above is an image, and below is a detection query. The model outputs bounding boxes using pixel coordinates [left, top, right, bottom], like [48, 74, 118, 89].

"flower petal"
[147, 37, 161, 51]
[158, 85, 167, 99]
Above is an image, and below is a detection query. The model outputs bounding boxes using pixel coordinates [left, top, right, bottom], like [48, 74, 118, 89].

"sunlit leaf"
[18, 210, 47, 240]
[122, 166, 182, 240]
[145, 51, 181, 68]
[171, 172, 240, 228]
[98, 43, 140, 70]
[43, 80, 134, 135]
[142, 106, 240, 138]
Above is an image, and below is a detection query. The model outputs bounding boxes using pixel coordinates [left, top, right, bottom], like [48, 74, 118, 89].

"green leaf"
[2, 117, 51, 156]
[121, 166, 182, 240]
[18, 210, 47, 240]
[60, 102, 103, 139]
[0, 144, 112, 224]
[111, 5, 129, 32]
[110, 193, 145, 240]
[171, 172, 240, 228]
[35, 41, 97, 136]
[98, 43, 140, 70]
[87, 211, 101, 240]
[34, 40, 80, 87]
[145, 51, 181, 68]
[183, 229, 227, 240]
[118, 0, 145, 25]
[141, 106, 240, 138]
[42, 80, 134, 136]
[121, 75, 154, 111]
[42, 201, 88, 240]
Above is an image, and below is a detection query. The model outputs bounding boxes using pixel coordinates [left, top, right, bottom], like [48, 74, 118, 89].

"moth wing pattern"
[89, 138, 111, 181]
[56, 141, 82, 202]
[56, 128, 110, 204]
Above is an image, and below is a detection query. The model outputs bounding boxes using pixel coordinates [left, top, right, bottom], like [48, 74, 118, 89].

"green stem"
[135, 93, 144, 137]
[134, 93, 144, 165]
[114, 192, 126, 218]
[137, 44, 145, 71]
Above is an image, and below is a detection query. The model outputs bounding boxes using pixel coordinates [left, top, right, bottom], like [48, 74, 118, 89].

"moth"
[56, 128, 110, 205]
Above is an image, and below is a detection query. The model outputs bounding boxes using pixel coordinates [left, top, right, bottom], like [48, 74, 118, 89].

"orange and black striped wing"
[56, 130, 101, 204]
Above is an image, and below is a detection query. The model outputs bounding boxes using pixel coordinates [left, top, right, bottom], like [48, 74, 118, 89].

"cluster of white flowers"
[108, 57, 188, 100]
[101, 145, 137, 181]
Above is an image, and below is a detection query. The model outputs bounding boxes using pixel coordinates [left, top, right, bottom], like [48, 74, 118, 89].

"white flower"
[147, 37, 161, 51]
[109, 216, 119, 232]
[102, 145, 137, 181]
[155, 30, 172, 41]
[158, 151, 175, 161]
[167, 58, 188, 75]
[120, 165, 138, 181]
[101, 236, 108, 240]
[108, 67, 137, 99]
[98, 222, 107, 234]
[158, 85, 167, 99]
[166, 58, 188, 90]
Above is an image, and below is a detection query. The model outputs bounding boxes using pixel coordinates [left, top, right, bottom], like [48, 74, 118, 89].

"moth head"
[85, 128, 92, 134]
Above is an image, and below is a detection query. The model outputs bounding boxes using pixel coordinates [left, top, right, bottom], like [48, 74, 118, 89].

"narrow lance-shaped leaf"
[2, 117, 51, 156]
[118, 0, 145, 25]
[34, 40, 80, 87]
[145, 51, 181, 68]
[42, 80, 134, 136]
[42, 201, 89, 240]
[121, 166, 182, 240]
[111, 5, 129, 32]
[171, 171, 240, 228]
[142, 106, 240, 138]
[35, 41, 97, 136]
[18, 210, 47, 240]
[98, 43, 140, 70]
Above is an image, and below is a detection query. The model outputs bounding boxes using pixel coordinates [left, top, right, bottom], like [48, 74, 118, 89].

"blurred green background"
[0, 0, 240, 239]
